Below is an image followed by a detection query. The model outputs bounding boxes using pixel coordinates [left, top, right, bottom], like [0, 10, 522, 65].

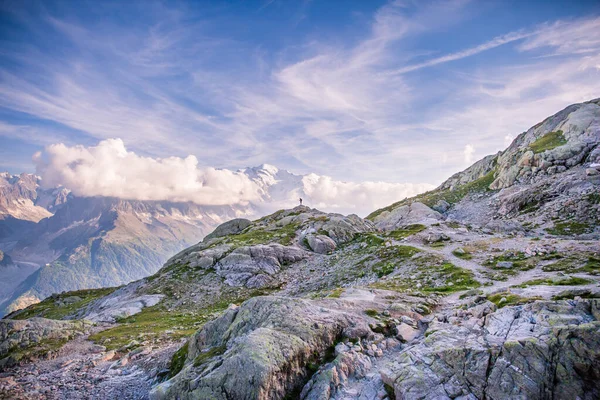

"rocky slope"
[368, 98, 600, 237]
[0, 99, 599, 399]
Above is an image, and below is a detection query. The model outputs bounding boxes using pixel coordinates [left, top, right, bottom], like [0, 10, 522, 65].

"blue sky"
[1, 0, 600, 188]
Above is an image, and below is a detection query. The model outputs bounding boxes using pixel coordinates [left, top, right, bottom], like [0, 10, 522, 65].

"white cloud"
[463, 144, 475, 164]
[519, 17, 600, 55]
[392, 30, 533, 75]
[33, 139, 262, 206]
[33, 139, 433, 216]
[301, 173, 434, 216]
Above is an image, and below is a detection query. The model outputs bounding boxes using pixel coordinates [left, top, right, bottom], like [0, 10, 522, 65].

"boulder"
[305, 234, 336, 254]
[394, 322, 420, 342]
[204, 218, 252, 241]
[432, 200, 450, 213]
[151, 296, 374, 400]
[372, 202, 441, 231]
[216, 244, 307, 288]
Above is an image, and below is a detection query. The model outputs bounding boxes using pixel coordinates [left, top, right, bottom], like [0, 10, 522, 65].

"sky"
[1, 0, 600, 211]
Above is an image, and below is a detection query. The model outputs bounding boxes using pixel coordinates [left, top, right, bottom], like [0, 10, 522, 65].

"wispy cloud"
[0, 0, 599, 190]
[391, 30, 534, 74]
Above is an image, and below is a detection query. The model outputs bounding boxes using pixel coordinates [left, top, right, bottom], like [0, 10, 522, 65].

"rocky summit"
[0, 99, 599, 400]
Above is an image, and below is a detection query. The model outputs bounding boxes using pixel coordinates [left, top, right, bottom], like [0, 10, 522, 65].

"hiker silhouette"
[299, 198, 303, 205]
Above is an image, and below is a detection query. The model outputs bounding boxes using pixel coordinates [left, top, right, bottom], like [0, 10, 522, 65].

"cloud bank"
[33, 139, 262, 206]
[301, 174, 434, 216]
[33, 139, 434, 215]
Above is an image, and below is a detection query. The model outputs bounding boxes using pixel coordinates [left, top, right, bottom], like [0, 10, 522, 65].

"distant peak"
[257, 163, 279, 174]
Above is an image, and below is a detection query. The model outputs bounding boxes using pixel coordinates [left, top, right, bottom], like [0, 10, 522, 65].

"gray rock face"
[0, 318, 90, 357]
[216, 244, 307, 288]
[432, 199, 450, 213]
[79, 281, 164, 323]
[427, 100, 600, 234]
[490, 102, 600, 190]
[373, 202, 441, 230]
[381, 299, 600, 400]
[300, 350, 374, 400]
[204, 218, 252, 241]
[0, 318, 91, 368]
[305, 234, 336, 254]
[150, 296, 374, 400]
[439, 153, 499, 191]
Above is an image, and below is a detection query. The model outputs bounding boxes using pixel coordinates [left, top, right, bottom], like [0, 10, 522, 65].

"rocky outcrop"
[150, 296, 374, 400]
[304, 234, 337, 254]
[372, 202, 441, 230]
[0, 318, 91, 368]
[490, 101, 599, 190]
[381, 299, 600, 400]
[216, 244, 307, 288]
[164, 207, 375, 289]
[425, 100, 600, 233]
[439, 153, 498, 191]
[204, 218, 252, 241]
[79, 281, 163, 323]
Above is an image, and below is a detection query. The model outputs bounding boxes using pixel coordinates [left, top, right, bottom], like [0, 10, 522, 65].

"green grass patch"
[168, 342, 189, 378]
[514, 276, 593, 288]
[89, 289, 273, 351]
[371, 245, 421, 278]
[429, 242, 447, 248]
[546, 221, 592, 236]
[484, 251, 537, 275]
[10, 287, 119, 320]
[89, 306, 206, 351]
[351, 233, 385, 248]
[551, 290, 600, 301]
[542, 256, 600, 275]
[364, 309, 379, 317]
[487, 292, 541, 308]
[230, 222, 301, 246]
[193, 345, 226, 367]
[327, 288, 344, 298]
[371, 259, 480, 294]
[2, 337, 70, 367]
[387, 224, 427, 240]
[452, 248, 472, 260]
[587, 192, 600, 205]
[529, 130, 566, 153]
[582, 257, 600, 274]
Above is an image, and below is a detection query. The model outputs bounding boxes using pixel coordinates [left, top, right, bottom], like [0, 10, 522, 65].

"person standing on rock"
[299, 198, 303, 205]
